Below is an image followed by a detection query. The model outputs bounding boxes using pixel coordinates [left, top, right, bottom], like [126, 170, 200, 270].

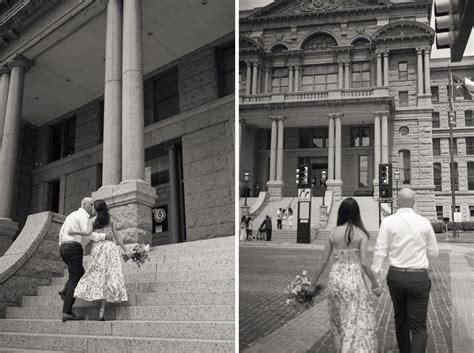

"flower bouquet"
[284, 270, 324, 311]
[122, 243, 150, 268]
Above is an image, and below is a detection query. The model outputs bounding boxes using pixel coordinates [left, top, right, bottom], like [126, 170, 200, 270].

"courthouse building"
[0, 0, 235, 253]
[239, 0, 474, 221]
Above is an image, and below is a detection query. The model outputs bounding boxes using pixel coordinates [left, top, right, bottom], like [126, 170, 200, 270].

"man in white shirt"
[59, 197, 113, 322]
[372, 188, 439, 353]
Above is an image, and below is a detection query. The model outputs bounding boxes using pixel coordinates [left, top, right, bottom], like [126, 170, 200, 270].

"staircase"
[0, 236, 235, 352]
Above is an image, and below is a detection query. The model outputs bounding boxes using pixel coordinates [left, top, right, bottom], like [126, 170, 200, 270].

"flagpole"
[448, 67, 457, 238]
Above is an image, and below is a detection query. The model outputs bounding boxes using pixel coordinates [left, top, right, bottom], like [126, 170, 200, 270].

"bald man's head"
[398, 188, 416, 209]
[81, 197, 94, 216]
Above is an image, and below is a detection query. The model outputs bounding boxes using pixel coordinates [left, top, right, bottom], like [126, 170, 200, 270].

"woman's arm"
[69, 218, 94, 236]
[111, 221, 128, 254]
[310, 237, 332, 285]
[360, 233, 380, 291]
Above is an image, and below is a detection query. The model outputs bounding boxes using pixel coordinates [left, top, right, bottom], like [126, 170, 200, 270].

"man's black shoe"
[58, 291, 65, 301]
[62, 313, 84, 322]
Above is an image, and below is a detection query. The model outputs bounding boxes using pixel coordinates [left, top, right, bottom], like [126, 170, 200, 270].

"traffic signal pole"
[448, 68, 458, 238]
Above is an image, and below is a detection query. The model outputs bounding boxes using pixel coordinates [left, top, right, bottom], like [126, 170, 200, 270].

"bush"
[444, 221, 474, 231]
[431, 221, 446, 233]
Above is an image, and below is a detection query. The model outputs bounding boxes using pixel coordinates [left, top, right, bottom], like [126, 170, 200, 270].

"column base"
[92, 180, 157, 244]
[326, 180, 343, 201]
[319, 205, 328, 228]
[0, 218, 18, 255]
[266, 180, 284, 199]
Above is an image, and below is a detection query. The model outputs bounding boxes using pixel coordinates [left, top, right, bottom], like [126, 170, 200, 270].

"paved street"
[239, 243, 474, 352]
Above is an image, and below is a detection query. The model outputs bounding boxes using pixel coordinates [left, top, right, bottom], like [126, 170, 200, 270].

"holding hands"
[371, 281, 383, 297]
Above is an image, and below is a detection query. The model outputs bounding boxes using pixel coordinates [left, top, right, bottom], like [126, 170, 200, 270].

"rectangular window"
[432, 112, 440, 128]
[465, 110, 474, 127]
[49, 116, 76, 162]
[351, 127, 371, 147]
[272, 67, 289, 93]
[433, 139, 441, 156]
[470, 206, 474, 219]
[216, 43, 235, 97]
[48, 180, 60, 213]
[467, 137, 474, 155]
[399, 91, 409, 107]
[301, 64, 338, 91]
[153, 66, 180, 123]
[468, 162, 474, 190]
[399, 150, 411, 184]
[431, 86, 439, 103]
[298, 128, 329, 149]
[436, 206, 443, 221]
[433, 163, 442, 191]
[398, 62, 408, 80]
[359, 155, 368, 188]
[351, 62, 371, 88]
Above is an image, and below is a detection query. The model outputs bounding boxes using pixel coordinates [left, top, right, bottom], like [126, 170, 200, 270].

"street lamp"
[394, 169, 400, 198]
[244, 172, 250, 207]
[321, 169, 327, 206]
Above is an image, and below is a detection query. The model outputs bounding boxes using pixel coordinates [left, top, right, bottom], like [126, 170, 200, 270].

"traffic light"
[448, 110, 456, 126]
[297, 165, 309, 187]
[379, 164, 392, 199]
[434, 0, 474, 62]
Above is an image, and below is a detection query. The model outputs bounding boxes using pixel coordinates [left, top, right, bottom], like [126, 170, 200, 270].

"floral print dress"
[74, 225, 128, 303]
[327, 248, 377, 352]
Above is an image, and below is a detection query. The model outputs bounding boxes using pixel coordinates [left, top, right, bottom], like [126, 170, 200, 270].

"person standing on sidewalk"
[276, 208, 283, 230]
[372, 188, 439, 353]
[260, 215, 272, 241]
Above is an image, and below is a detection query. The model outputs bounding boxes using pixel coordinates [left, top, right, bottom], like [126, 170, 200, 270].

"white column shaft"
[417, 49, 423, 95]
[288, 66, 294, 93]
[294, 66, 299, 92]
[335, 115, 342, 180]
[374, 114, 381, 179]
[245, 63, 251, 95]
[328, 116, 335, 180]
[344, 62, 350, 89]
[276, 119, 284, 181]
[269, 119, 277, 181]
[424, 49, 431, 95]
[383, 51, 389, 86]
[0, 70, 10, 148]
[264, 68, 269, 93]
[338, 62, 343, 89]
[381, 114, 389, 163]
[251, 63, 258, 95]
[376, 53, 382, 86]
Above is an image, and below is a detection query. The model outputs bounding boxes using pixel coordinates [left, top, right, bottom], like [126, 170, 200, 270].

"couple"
[58, 197, 131, 322]
[311, 188, 439, 353]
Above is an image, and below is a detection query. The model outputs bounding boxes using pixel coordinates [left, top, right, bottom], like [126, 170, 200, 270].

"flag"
[452, 73, 473, 100]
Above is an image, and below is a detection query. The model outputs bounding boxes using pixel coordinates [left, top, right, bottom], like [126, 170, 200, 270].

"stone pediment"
[249, 0, 381, 18]
[373, 20, 435, 42]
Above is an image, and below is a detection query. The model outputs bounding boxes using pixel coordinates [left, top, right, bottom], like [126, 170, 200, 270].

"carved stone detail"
[302, 33, 338, 51]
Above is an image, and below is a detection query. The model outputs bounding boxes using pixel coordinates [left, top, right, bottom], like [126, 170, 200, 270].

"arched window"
[398, 150, 411, 184]
[433, 163, 442, 191]
[271, 44, 288, 53]
[302, 33, 338, 51]
[351, 37, 371, 46]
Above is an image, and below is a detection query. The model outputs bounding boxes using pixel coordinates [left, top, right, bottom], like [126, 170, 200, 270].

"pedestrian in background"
[288, 207, 294, 230]
[260, 215, 272, 241]
[240, 215, 247, 241]
[282, 209, 288, 229]
[245, 216, 253, 241]
[276, 208, 283, 229]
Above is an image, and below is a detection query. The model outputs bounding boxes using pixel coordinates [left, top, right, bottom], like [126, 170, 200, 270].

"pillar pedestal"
[92, 180, 156, 244]
[266, 180, 284, 199]
[0, 218, 17, 255]
[319, 205, 328, 228]
[326, 180, 343, 201]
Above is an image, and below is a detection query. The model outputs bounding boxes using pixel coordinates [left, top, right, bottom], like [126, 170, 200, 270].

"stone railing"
[0, 212, 65, 317]
[240, 87, 390, 105]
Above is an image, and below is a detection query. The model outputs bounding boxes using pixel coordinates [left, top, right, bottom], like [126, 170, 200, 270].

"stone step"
[21, 291, 234, 307]
[37, 279, 234, 297]
[0, 332, 233, 353]
[143, 237, 234, 254]
[0, 349, 82, 353]
[5, 305, 234, 322]
[0, 319, 234, 340]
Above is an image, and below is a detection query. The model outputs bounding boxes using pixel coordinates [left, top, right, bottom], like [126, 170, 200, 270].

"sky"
[239, 0, 474, 59]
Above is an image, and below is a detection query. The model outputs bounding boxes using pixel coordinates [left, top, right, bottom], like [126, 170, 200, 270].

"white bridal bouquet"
[123, 243, 150, 267]
[284, 270, 324, 310]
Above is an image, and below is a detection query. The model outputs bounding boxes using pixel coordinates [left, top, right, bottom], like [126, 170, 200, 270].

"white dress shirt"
[58, 208, 106, 247]
[372, 207, 439, 274]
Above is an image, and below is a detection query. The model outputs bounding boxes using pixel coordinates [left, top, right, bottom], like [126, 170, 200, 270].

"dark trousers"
[387, 269, 431, 353]
[265, 229, 272, 241]
[277, 220, 282, 229]
[59, 242, 85, 315]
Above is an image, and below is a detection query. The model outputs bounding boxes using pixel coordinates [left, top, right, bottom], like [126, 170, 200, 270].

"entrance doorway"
[311, 163, 328, 197]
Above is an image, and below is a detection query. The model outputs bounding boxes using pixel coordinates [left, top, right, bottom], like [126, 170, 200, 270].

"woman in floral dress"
[311, 198, 382, 352]
[69, 199, 130, 321]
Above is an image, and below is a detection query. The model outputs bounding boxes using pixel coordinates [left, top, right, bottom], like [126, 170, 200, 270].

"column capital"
[270, 115, 286, 122]
[416, 47, 423, 54]
[334, 113, 344, 120]
[8, 54, 32, 72]
[264, 66, 270, 72]
[0, 66, 9, 75]
[382, 49, 390, 55]
[375, 50, 383, 56]
[337, 60, 344, 66]
[373, 111, 389, 118]
[424, 47, 431, 53]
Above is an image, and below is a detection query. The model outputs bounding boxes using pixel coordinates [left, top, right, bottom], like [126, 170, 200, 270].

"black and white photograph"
[239, 0, 474, 352]
[0, 0, 235, 351]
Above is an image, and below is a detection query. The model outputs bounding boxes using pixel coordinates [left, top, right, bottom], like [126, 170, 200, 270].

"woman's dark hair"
[336, 198, 369, 245]
[93, 199, 110, 230]
[288, 207, 293, 215]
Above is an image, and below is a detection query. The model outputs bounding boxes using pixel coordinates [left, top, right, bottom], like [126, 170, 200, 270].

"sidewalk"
[240, 243, 474, 352]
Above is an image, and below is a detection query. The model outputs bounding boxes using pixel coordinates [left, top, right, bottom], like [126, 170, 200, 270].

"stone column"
[344, 62, 350, 89]
[269, 117, 277, 181]
[264, 66, 269, 93]
[423, 48, 431, 95]
[94, 0, 156, 245]
[376, 51, 382, 86]
[0, 67, 10, 148]
[416, 48, 423, 95]
[381, 112, 389, 163]
[251, 61, 258, 95]
[245, 61, 251, 95]
[328, 114, 335, 180]
[338, 61, 343, 89]
[276, 117, 285, 181]
[294, 65, 300, 92]
[168, 145, 181, 244]
[374, 113, 381, 179]
[383, 50, 389, 86]
[335, 113, 343, 180]
[288, 65, 294, 93]
[101, 0, 122, 188]
[0, 55, 31, 254]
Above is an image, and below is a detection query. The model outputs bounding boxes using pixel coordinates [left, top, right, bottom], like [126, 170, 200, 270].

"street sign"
[298, 188, 311, 201]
